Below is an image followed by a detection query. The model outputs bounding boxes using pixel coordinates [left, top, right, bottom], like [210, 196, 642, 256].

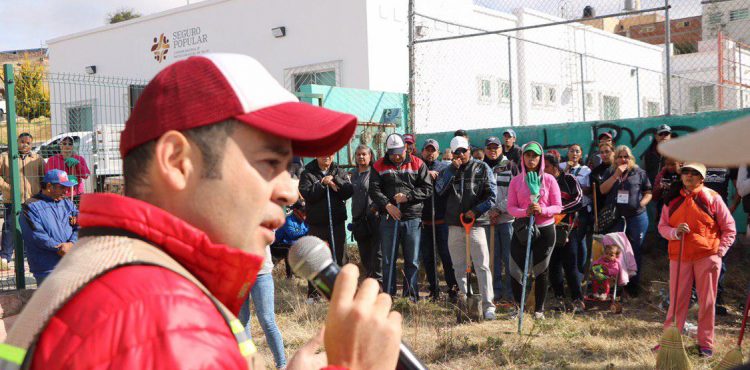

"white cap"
[658, 115, 750, 166]
[386, 134, 405, 155]
[450, 136, 469, 153]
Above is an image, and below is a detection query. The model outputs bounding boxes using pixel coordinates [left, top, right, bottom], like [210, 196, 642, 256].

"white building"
[47, 0, 665, 138]
[413, 4, 665, 133]
[668, 0, 750, 114]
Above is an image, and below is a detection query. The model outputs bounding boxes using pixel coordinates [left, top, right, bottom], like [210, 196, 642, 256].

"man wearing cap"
[0, 132, 46, 270]
[484, 136, 515, 303]
[370, 133, 432, 301]
[435, 136, 497, 320]
[403, 134, 417, 156]
[586, 131, 615, 168]
[642, 124, 673, 183]
[501, 129, 522, 166]
[7, 54, 402, 370]
[419, 138, 458, 301]
[20, 169, 79, 285]
[299, 154, 353, 301]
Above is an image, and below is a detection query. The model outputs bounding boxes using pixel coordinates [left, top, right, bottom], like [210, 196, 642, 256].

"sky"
[0, 0, 208, 51]
[0, 0, 706, 52]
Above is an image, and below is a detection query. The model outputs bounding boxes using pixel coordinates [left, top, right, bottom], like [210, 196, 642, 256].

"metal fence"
[1, 63, 147, 290]
[409, 0, 750, 133]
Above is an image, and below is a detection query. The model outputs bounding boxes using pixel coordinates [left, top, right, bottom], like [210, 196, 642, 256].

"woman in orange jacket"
[657, 163, 736, 357]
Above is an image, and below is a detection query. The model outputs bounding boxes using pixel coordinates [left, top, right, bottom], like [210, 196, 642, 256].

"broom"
[713, 293, 750, 370]
[655, 235, 692, 370]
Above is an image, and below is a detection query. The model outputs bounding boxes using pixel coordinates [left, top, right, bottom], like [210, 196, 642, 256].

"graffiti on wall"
[540, 123, 698, 159]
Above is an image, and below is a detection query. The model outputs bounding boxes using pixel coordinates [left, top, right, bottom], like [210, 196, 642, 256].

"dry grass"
[246, 236, 750, 369]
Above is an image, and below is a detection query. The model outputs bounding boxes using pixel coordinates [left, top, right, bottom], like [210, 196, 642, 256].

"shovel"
[457, 212, 482, 323]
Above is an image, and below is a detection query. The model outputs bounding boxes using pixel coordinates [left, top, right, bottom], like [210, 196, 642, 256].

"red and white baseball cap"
[121, 53, 357, 157]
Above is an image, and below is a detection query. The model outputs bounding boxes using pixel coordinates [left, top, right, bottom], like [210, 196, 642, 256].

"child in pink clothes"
[591, 244, 621, 300]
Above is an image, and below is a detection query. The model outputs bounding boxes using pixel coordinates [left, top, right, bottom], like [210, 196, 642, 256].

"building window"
[284, 61, 342, 92]
[708, 12, 723, 25]
[646, 101, 661, 117]
[293, 70, 336, 91]
[67, 105, 93, 132]
[676, 21, 691, 28]
[128, 84, 146, 113]
[688, 85, 716, 111]
[532, 85, 544, 105]
[547, 87, 557, 104]
[477, 77, 492, 103]
[498, 80, 510, 103]
[531, 84, 557, 107]
[640, 25, 656, 33]
[601, 95, 620, 120]
[730, 8, 749, 22]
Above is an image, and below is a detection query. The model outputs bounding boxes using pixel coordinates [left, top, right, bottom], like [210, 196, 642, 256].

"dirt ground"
[255, 234, 750, 369]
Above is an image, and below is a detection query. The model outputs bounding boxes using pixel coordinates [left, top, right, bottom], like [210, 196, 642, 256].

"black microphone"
[289, 236, 428, 370]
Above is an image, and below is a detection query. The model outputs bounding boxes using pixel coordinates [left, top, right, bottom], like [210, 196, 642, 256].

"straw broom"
[713, 293, 750, 370]
[655, 236, 692, 370]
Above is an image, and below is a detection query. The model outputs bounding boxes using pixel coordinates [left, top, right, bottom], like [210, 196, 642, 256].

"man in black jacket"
[299, 155, 353, 301]
[419, 139, 457, 301]
[370, 134, 432, 300]
[435, 136, 497, 320]
[501, 129, 522, 166]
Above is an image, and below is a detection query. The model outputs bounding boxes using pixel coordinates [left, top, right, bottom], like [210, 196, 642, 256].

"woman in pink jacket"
[507, 141, 562, 319]
[656, 163, 736, 357]
[44, 136, 90, 203]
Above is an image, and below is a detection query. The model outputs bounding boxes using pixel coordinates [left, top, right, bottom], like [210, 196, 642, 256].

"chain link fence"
[411, 0, 750, 133]
[0, 64, 146, 290]
[1, 60, 406, 290]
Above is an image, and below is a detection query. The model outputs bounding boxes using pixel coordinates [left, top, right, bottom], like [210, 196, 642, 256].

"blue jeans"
[420, 222, 456, 295]
[611, 211, 649, 294]
[1, 205, 15, 261]
[380, 216, 421, 298]
[485, 223, 513, 300]
[549, 235, 583, 301]
[239, 274, 286, 369]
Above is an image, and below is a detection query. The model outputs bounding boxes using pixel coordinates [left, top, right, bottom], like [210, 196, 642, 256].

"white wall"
[514, 8, 664, 125]
[413, 0, 519, 134]
[48, 0, 370, 88]
[365, 0, 409, 93]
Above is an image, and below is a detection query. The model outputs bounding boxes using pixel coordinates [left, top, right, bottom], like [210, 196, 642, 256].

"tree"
[107, 8, 141, 24]
[14, 60, 50, 122]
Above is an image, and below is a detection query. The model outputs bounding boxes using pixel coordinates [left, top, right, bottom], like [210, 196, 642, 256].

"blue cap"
[43, 169, 77, 187]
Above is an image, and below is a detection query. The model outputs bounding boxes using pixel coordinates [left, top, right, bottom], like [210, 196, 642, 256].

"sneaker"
[305, 297, 316, 305]
[0, 258, 8, 271]
[533, 311, 545, 320]
[448, 288, 459, 304]
[698, 347, 713, 358]
[552, 297, 566, 312]
[484, 307, 496, 320]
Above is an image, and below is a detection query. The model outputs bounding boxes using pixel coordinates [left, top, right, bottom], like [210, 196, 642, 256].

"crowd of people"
[274, 123, 746, 358]
[0, 52, 747, 369]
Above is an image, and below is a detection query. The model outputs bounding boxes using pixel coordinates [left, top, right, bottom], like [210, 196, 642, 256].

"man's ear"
[152, 131, 196, 191]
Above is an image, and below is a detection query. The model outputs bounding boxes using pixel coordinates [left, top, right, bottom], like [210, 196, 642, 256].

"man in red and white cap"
[403, 133, 417, 156]
[5, 54, 402, 370]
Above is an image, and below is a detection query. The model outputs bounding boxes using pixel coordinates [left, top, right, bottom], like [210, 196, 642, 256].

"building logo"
[151, 33, 170, 63]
